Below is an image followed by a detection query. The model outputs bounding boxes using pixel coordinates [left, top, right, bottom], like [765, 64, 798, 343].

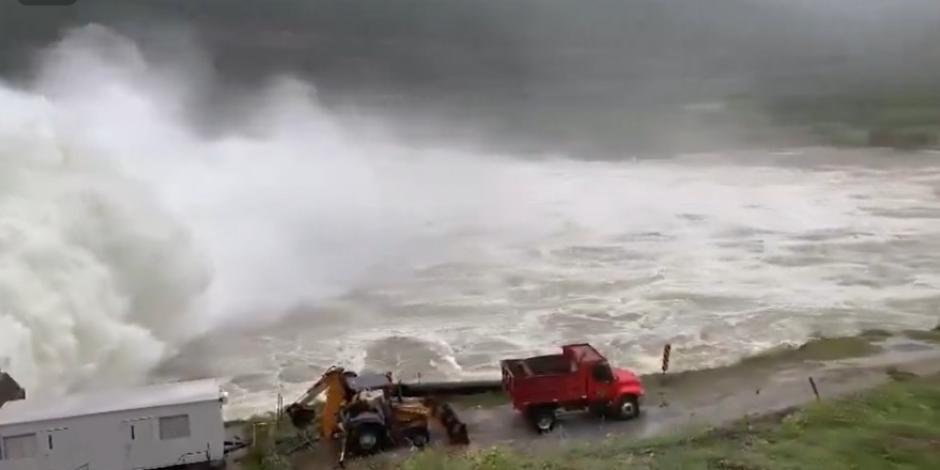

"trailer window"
[2, 433, 38, 460]
[159, 415, 191, 440]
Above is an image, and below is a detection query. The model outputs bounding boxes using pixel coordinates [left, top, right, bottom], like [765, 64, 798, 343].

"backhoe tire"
[403, 427, 431, 449]
[346, 423, 385, 456]
[527, 406, 557, 434]
[613, 395, 640, 420]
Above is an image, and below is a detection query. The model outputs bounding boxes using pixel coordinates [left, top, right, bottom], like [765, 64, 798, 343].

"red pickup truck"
[500, 343, 645, 432]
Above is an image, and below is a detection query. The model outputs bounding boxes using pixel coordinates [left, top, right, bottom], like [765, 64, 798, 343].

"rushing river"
[154, 147, 940, 418]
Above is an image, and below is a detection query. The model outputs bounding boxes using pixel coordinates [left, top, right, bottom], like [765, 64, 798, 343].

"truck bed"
[501, 355, 584, 408]
[502, 354, 573, 377]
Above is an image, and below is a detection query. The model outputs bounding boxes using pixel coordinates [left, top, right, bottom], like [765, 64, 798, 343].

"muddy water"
[156, 148, 940, 419]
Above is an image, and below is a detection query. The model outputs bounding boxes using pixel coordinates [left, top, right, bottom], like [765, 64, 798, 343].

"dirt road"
[288, 334, 940, 469]
[467, 339, 939, 445]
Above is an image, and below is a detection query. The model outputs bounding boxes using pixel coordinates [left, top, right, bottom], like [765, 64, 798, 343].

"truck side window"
[592, 363, 614, 383]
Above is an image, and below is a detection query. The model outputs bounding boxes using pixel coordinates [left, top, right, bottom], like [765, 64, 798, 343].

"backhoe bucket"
[427, 399, 470, 445]
[285, 403, 317, 429]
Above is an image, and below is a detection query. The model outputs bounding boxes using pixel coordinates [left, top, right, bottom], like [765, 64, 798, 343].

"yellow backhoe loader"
[284, 367, 469, 464]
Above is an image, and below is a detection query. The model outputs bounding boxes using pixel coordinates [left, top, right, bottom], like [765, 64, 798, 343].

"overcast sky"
[2, 0, 937, 153]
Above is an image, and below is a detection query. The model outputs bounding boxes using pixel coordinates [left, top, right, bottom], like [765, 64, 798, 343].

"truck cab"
[500, 343, 644, 432]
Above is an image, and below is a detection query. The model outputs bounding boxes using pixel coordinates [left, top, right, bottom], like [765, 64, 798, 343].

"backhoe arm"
[285, 366, 351, 438]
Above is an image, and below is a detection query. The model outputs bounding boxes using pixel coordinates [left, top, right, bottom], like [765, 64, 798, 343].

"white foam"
[0, 86, 208, 395]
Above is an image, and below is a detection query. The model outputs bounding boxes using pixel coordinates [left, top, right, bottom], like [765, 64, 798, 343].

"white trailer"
[0, 379, 227, 470]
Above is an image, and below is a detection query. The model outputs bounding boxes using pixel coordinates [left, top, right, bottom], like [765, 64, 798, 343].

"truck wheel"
[528, 407, 557, 433]
[614, 395, 640, 420]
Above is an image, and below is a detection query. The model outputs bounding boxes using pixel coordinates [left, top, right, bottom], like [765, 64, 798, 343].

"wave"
[0, 83, 208, 394]
[0, 24, 538, 395]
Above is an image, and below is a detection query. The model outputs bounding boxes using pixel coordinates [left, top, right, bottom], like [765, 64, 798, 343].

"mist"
[0, 24, 569, 395]
[1, 1, 939, 401]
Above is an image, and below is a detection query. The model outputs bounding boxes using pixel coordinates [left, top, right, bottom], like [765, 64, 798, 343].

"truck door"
[122, 417, 154, 470]
[587, 362, 615, 404]
[44, 427, 75, 470]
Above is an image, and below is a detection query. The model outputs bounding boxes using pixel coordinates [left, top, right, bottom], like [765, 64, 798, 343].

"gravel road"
[287, 335, 940, 469]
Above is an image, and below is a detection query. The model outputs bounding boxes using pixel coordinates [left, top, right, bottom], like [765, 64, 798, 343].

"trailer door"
[122, 417, 155, 469]
[44, 427, 78, 470]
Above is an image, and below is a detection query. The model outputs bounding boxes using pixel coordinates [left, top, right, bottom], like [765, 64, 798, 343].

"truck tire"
[527, 406, 557, 433]
[613, 395, 640, 420]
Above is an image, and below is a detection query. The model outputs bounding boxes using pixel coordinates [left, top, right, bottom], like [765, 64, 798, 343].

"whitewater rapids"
[163, 149, 940, 418]
[1, 26, 939, 417]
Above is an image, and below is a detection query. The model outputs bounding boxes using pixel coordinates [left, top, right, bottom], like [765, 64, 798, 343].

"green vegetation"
[723, 91, 940, 150]
[904, 329, 940, 345]
[860, 329, 893, 340]
[648, 335, 883, 398]
[397, 373, 940, 470]
[236, 412, 311, 470]
[241, 450, 291, 470]
[766, 92, 940, 149]
[741, 335, 881, 365]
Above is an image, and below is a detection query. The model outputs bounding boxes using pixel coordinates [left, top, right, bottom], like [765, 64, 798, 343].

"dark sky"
[4, 1, 938, 93]
[2, 0, 938, 153]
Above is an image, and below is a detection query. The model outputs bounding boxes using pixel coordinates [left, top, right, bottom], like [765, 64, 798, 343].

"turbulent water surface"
[157, 149, 940, 418]
[2, 26, 940, 419]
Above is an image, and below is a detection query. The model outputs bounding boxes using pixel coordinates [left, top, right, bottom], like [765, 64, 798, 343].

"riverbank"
[231, 328, 940, 470]
[255, 326, 940, 469]
[388, 327, 940, 469]
[401, 371, 940, 469]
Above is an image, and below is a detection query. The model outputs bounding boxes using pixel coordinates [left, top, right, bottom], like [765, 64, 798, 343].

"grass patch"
[646, 334, 885, 394]
[885, 366, 920, 383]
[741, 336, 880, 366]
[903, 330, 940, 345]
[728, 90, 940, 149]
[234, 412, 311, 470]
[794, 336, 882, 360]
[399, 374, 940, 469]
[860, 329, 893, 340]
